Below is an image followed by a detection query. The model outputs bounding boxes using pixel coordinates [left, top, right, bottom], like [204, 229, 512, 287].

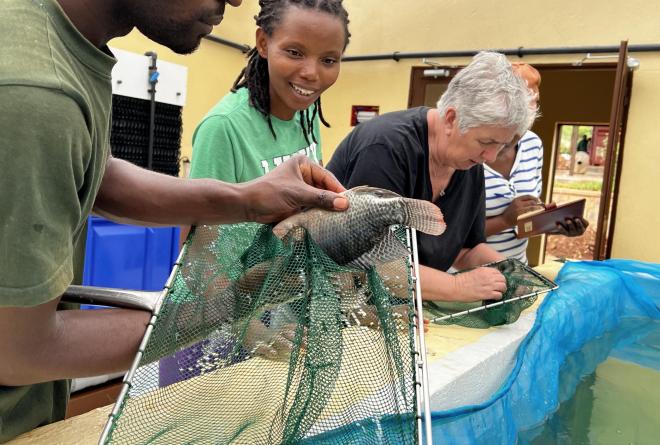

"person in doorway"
[0, 0, 349, 441]
[484, 63, 588, 263]
[328, 52, 533, 302]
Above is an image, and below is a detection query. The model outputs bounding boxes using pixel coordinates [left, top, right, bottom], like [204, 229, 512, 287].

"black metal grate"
[110, 94, 182, 177]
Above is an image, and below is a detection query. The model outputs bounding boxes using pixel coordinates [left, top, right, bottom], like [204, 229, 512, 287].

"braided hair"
[231, 0, 350, 144]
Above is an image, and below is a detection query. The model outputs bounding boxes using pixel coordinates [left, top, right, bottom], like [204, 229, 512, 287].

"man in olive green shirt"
[0, 0, 349, 441]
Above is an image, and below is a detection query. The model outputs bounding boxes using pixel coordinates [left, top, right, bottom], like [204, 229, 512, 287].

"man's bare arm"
[94, 156, 348, 227]
[0, 298, 150, 386]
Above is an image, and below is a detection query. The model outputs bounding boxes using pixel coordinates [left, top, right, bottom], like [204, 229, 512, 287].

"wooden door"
[593, 41, 633, 260]
[407, 66, 456, 108]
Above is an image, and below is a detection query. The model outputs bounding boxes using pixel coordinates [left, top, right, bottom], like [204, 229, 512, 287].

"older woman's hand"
[452, 267, 507, 302]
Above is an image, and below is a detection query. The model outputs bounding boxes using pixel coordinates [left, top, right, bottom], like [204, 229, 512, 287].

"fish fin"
[349, 185, 402, 199]
[402, 198, 446, 235]
[272, 214, 306, 239]
[349, 230, 410, 269]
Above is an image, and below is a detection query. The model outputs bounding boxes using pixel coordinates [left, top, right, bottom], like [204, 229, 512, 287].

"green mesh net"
[101, 223, 420, 444]
[99, 221, 555, 444]
[424, 258, 557, 328]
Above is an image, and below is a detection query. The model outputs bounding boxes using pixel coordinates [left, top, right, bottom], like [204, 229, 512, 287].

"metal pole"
[409, 229, 433, 445]
[341, 43, 660, 62]
[429, 260, 558, 324]
[199, 36, 660, 61]
[98, 244, 188, 444]
[202, 34, 251, 53]
[144, 52, 158, 171]
[429, 289, 554, 324]
[61, 286, 159, 312]
[406, 230, 426, 445]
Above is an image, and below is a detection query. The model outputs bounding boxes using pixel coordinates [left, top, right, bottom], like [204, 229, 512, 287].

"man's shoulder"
[0, 85, 84, 127]
[0, 0, 47, 40]
[0, 0, 59, 86]
[2, 0, 114, 100]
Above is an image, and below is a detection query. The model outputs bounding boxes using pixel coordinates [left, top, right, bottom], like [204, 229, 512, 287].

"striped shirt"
[484, 130, 543, 263]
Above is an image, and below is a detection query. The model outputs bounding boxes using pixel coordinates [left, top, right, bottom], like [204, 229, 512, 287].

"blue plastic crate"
[82, 216, 180, 295]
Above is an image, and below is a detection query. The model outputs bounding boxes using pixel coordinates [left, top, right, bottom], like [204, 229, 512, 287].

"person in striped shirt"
[484, 64, 588, 263]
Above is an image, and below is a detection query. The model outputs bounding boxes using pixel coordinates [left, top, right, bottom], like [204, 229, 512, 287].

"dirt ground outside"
[545, 187, 601, 260]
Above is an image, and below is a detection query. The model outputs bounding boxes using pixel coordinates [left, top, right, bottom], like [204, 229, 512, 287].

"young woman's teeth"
[291, 83, 314, 96]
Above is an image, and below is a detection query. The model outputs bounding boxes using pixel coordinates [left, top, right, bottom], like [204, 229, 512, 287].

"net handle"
[407, 228, 434, 445]
[97, 242, 189, 444]
[62, 286, 159, 312]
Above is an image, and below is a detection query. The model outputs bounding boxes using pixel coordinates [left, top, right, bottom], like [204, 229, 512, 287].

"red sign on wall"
[350, 105, 379, 126]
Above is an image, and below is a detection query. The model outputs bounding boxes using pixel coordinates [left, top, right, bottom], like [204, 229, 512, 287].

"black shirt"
[327, 107, 486, 271]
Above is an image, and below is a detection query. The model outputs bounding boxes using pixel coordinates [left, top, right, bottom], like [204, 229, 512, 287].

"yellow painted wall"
[112, 0, 660, 262]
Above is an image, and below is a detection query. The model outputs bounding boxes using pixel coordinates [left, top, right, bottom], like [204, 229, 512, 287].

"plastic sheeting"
[429, 259, 660, 444]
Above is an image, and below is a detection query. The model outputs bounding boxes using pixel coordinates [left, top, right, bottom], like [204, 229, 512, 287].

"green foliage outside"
[555, 180, 602, 191]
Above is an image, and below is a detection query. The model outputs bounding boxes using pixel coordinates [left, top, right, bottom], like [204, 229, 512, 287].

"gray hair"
[437, 51, 537, 135]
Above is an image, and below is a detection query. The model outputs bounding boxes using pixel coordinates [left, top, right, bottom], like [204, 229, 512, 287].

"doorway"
[546, 123, 608, 260]
[408, 62, 629, 266]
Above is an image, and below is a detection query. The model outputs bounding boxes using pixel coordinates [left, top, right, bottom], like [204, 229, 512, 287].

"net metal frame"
[408, 229, 433, 445]
[97, 226, 432, 445]
[98, 245, 188, 444]
[428, 259, 558, 324]
[93, 234, 555, 444]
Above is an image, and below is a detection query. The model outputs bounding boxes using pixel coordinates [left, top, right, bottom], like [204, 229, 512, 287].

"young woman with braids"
[188, 0, 350, 185]
[167, 0, 350, 367]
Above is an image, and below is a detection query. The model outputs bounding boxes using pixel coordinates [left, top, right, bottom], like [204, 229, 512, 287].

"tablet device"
[516, 198, 586, 238]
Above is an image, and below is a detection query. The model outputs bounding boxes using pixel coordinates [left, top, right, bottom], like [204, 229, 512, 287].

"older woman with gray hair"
[327, 52, 535, 302]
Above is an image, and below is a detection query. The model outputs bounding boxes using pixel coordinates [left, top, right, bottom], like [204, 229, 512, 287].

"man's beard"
[137, 19, 204, 55]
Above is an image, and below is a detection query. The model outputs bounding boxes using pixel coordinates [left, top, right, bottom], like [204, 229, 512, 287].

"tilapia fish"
[273, 186, 446, 269]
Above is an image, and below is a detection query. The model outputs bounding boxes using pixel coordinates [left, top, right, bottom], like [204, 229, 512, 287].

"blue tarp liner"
[298, 260, 659, 444]
[430, 259, 660, 444]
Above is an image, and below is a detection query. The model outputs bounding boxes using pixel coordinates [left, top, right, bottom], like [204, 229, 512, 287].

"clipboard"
[516, 198, 586, 238]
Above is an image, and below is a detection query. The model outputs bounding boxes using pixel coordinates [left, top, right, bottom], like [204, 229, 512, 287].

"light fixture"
[423, 68, 450, 78]
[573, 53, 641, 70]
[627, 57, 641, 70]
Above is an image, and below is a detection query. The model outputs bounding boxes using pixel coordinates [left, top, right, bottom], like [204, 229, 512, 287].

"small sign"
[351, 105, 379, 126]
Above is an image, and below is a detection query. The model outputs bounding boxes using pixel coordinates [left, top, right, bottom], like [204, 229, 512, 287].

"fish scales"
[273, 186, 445, 269]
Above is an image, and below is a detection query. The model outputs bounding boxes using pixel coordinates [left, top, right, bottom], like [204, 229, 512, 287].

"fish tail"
[402, 199, 446, 235]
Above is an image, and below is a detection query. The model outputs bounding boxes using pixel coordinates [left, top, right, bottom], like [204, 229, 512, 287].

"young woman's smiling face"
[256, 6, 346, 120]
